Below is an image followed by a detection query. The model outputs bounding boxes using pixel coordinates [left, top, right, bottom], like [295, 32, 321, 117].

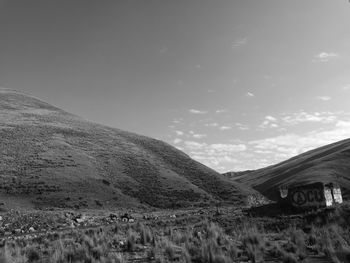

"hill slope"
[230, 139, 350, 201]
[0, 88, 249, 209]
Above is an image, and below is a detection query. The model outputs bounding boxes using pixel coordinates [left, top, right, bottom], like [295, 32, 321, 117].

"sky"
[1, 0, 350, 172]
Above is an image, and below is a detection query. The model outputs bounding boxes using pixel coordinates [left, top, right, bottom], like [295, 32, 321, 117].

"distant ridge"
[0, 88, 251, 210]
[227, 139, 350, 200]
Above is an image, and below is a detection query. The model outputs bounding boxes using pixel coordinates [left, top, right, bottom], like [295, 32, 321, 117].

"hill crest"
[228, 138, 350, 201]
[0, 88, 250, 210]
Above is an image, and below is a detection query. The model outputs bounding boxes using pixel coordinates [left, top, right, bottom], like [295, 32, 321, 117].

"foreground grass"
[1, 204, 350, 262]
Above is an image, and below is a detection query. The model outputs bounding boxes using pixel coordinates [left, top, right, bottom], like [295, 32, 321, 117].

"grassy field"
[1, 203, 350, 262]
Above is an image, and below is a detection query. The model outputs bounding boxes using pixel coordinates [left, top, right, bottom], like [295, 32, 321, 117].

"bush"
[126, 229, 137, 252]
[26, 246, 40, 262]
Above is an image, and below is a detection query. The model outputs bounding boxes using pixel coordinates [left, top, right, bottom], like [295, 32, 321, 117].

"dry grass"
[1, 204, 350, 262]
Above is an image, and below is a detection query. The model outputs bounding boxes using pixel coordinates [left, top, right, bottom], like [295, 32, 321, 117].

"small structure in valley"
[279, 182, 343, 209]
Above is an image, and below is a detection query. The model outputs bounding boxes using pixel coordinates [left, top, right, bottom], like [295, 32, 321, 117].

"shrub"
[242, 226, 264, 262]
[26, 246, 40, 262]
[164, 239, 177, 261]
[126, 229, 137, 252]
[102, 179, 110, 186]
[140, 224, 153, 245]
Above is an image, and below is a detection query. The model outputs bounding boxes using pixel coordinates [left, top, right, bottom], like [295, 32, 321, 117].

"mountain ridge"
[227, 138, 350, 201]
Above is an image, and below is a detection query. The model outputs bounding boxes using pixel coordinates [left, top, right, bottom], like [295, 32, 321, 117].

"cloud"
[173, 138, 182, 144]
[192, 133, 207, 139]
[313, 52, 339, 62]
[219, 126, 232, 131]
[172, 118, 183, 124]
[232, 37, 247, 48]
[235, 123, 249, 131]
[184, 141, 207, 150]
[210, 143, 247, 152]
[188, 130, 207, 139]
[342, 85, 350, 91]
[183, 141, 247, 170]
[246, 92, 254, 97]
[259, 115, 278, 129]
[189, 109, 207, 114]
[265, 115, 277, 122]
[205, 122, 219, 127]
[250, 118, 350, 166]
[215, 109, 228, 114]
[281, 111, 337, 125]
[175, 130, 184, 136]
[316, 96, 332, 101]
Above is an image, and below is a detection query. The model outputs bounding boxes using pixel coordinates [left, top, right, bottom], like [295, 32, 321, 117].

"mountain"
[0, 88, 250, 210]
[222, 170, 254, 179]
[229, 139, 350, 201]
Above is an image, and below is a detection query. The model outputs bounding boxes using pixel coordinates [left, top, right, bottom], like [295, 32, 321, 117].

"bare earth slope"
[0, 88, 249, 209]
[231, 139, 350, 201]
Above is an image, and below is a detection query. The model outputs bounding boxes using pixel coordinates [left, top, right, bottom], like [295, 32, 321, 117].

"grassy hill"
[0, 88, 250, 210]
[229, 138, 350, 201]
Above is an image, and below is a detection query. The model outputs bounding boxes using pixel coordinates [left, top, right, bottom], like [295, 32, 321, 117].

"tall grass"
[2, 207, 350, 262]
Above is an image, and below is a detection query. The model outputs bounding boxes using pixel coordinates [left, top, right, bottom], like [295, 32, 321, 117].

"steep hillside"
[230, 139, 350, 201]
[0, 88, 250, 209]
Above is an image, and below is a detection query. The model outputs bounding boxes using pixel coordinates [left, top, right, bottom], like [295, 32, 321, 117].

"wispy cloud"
[250, 119, 350, 163]
[219, 126, 232, 131]
[281, 111, 337, 125]
[313, 52, 339, 62]
[175, 130, 184, 136]
[205, 122, 219, 127]
[342, 85, 350, 91]
[246, 92, 254, 97]
[189, 109, 207, 114]
[183, 141, 247, 170]
[193, 134, 207, 139]
[249, 111, 350, 167]
[189, 130, 207, 139]
[259, 115, 279, 129]
[316, 96, 332, 101]
[232, 37, 247, 48]
[172, 118, 183, 124]
[235, 123, 249, 131]
[265, 115, 277, 122]
[215, 109, 228, 114]
[170, 111, 350, 172]
[173, 138, 182, 144]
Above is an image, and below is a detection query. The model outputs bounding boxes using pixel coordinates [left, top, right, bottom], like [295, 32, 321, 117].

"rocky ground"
[0, 204, 348, 262]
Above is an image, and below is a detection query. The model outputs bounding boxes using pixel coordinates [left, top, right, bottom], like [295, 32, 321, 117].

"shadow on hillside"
[245, 203, 304, 217]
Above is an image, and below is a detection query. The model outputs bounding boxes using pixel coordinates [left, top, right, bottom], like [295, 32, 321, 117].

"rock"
[29, 227, 35, 232]
[76, 218, 85, 223]
[109, 213, 118, 220]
